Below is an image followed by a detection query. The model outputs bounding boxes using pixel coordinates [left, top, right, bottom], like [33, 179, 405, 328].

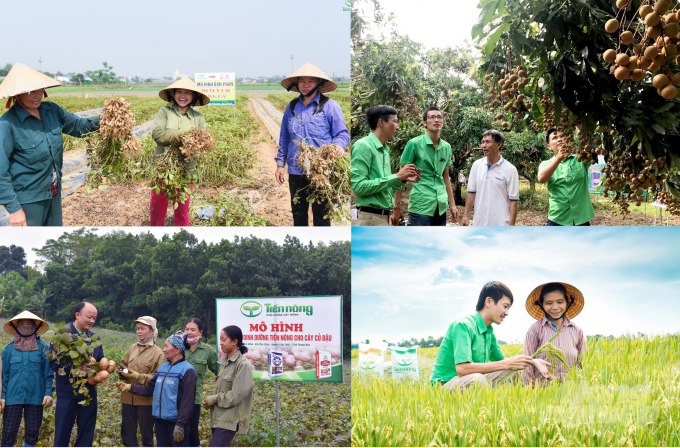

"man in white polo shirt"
[461, 130, 519, 226]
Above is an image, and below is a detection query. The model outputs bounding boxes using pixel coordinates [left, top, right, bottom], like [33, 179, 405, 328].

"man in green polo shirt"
[351, 105, 420, 226]
[431, 281, 551, 391]
[537, 128, 595, 226]
[392, 106, 458, 226]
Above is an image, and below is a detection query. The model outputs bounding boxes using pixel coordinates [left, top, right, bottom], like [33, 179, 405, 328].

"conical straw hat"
[159, 77, 210, 106]
[281, 63, 337, 94]
[526, 282, 585, 320]
[4, 310, 49, 335]
[0, 63, 61, 100]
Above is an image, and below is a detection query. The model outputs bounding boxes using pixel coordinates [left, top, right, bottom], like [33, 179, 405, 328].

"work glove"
[201, 395, 217, 409]
[0, 399, 4, 414]
[113, 382, 131, 393]
[119, 368, 139, 380]
[173, 424, 185, 442]
[42, 396, 53, 409]
[168, 133, 183, 147]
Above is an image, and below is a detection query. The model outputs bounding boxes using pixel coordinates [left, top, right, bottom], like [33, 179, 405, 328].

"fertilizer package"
[268, 349, 283, 378]
[390, 346, 420, 380]
[358, 342, 388, 376]
[316, 350, 332, 379]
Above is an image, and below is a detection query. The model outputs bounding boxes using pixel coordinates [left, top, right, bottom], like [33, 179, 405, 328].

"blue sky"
[352, 227, 680, 344]
[3, 0, 349, 79]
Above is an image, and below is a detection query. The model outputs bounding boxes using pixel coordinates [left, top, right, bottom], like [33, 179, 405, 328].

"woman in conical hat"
[274, 63, 349, 226]
[522, 282, 586, 385]
[150, 77, 210, 226]
[0, 311, 54, 447]
[0, 63, 101, 226]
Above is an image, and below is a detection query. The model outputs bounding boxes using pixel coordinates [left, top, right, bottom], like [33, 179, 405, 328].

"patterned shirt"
[522, 315, 585, 384]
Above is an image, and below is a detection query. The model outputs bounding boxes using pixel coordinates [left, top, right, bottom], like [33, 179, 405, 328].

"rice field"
[351, 335, 680, 447]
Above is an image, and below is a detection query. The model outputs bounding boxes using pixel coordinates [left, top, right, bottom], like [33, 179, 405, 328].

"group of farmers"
[0, 303, 253, 447]
[350, 104, 595, 226]
[430, 281, 586, 389]
[0, 61, 348, 227]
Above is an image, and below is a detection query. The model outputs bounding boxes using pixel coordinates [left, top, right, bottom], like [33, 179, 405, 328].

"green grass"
[0, 318, 349, 447]
[351, 335, 680, 447]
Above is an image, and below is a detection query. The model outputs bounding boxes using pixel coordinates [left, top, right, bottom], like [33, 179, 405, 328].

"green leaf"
[651, 124, 666, 134]
[653, 102, 675, 113]
[69, 350, 80, 359]
[472, 0, 499, 39]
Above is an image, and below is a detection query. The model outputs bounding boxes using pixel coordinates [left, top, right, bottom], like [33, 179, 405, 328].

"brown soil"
[245, 100, 296, 226]
[62, 181, 152, 226]
[396, 187, 680, 226]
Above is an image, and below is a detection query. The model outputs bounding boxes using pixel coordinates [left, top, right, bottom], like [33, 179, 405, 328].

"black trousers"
[1, 404, 43, 447]
[187, 403, 202, 447]
[121, 404, 154, 447]
[208, 426, 238, 447]
[154, 419, 188, 447]
[288, 174, 331, 226]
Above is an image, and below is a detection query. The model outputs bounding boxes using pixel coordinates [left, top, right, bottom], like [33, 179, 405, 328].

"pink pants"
[149, 184, 193, 226]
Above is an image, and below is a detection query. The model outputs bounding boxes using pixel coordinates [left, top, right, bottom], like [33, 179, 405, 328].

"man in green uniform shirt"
[351, 105, 420, 226]
[393, 106, 458, 226]
[537, 128, 595, 226]
[431, 281, 551, 391]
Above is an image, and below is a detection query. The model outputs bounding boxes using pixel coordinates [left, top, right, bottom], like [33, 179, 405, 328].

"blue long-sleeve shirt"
[0, 102, 100, 213]
[49, 323, 104, 400]
[275, 92, 349, 175]
[1, 340, 55, 406]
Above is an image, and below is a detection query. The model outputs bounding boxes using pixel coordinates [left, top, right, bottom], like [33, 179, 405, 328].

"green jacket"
[209, 351, 253, 434]
[0, 102, 100, 213]
[151, 103, 206, 173]
[185, 341, 220, 404]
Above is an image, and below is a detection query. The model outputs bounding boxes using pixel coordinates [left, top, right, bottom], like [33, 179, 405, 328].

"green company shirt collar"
[474, 311, 491, 334]
[367, 132, 388, 150]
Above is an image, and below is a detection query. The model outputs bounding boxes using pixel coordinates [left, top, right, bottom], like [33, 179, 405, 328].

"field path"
[245, 98, 296, 226]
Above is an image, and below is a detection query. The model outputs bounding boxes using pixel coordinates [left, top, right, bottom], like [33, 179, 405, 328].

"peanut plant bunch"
[148, 128, 216, 208]
[85, 98, 141, 193]
[294, 141, 351, 224]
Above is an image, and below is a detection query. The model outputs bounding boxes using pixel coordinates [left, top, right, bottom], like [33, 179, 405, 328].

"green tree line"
[0, 229, 351, 358]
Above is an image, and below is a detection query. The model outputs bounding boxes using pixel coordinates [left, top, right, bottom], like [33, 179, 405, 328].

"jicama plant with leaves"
[41, 322, 109, 406]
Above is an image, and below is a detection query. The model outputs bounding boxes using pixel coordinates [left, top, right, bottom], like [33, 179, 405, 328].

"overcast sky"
[361, 0, 481, 51]
[352, 227, 680, 344]
[2, 0, 349, 79]
[0, 227, 350, 268]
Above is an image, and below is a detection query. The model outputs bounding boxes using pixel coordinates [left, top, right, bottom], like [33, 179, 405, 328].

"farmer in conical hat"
[275, 63, 349, 226]
[1, 311, 54, 447]
[150, 77, 209, 226]
[522, 282, 586, 385]
[0, 62, 101, 226]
